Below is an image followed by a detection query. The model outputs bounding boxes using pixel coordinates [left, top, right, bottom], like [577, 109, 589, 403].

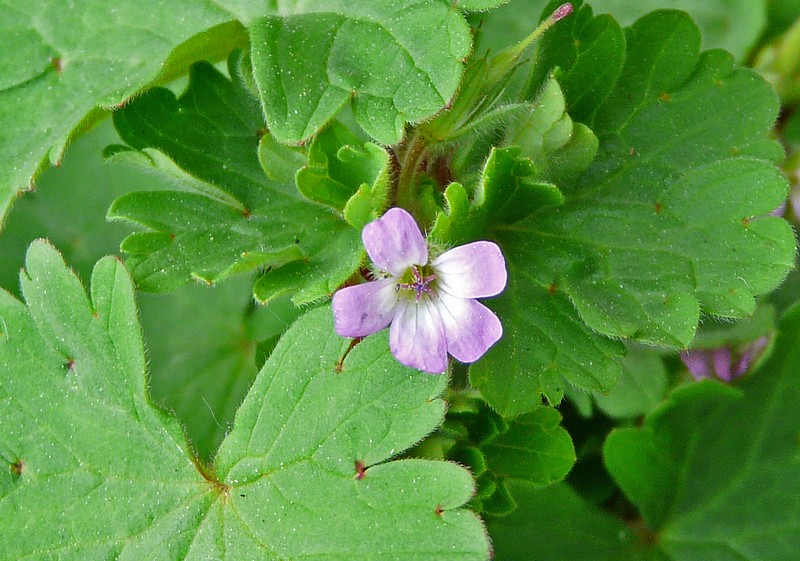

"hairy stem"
[395, 129, 429, 217]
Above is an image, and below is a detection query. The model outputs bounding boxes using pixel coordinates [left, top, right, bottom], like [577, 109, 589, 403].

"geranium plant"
[1, 1, 799, 559]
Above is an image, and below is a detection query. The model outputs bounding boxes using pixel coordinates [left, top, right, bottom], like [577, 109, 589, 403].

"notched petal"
[436, 292, 502, 363]
[389, 299, 448, 373]
[433, 241, 507, 299]
[362, 208, 428, 276]
[332, 278, 398, 338]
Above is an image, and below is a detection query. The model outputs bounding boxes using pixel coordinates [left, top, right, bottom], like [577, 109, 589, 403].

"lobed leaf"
[109, 60, 362, 304]
[444, 399, 575, 515]
[0, 241, 490, 560]
[586, 0, 767, 60]
[0, 1, 247, 227]
[472, 9, 794, 415]
[295, 121, 391, 229]
[527, 2, 626, 124]
[481, 407, 575, 485]
[249, 0, 475, 145]
[603, 302, 800, 560]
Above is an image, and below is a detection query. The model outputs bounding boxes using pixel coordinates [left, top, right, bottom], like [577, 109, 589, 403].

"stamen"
[397, 266, 436, 302]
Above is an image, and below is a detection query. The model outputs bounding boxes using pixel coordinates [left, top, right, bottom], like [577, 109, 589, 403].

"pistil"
[396, 266, 436, 301]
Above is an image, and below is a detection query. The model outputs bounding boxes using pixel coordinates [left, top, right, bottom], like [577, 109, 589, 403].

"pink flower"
[680, 335, 770, 382]
[332, 208, 507, 373]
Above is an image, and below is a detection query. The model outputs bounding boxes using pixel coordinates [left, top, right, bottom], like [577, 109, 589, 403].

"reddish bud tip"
[551, 3, 573, 22]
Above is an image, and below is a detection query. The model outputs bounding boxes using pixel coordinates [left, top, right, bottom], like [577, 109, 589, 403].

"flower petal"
[436, 292, 502, 363]
[680, 351, 712, 380]
[733, 336, 769, 378]
[389, 299, 447, 373]
[362, 207, 428, 276]
[712, 348, 733, 381]
[332, 278, 398, 338]
[432, 241, 507, 298]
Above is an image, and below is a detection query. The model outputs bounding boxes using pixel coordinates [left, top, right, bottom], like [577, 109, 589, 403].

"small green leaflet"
[0, 241, 490, 560]
[249, 0, 474, 145]
[603, 303, 800, 560]
[108, 60, 366, 304]
[471, 9, 794, 416]
[295, 120, 391, 229]
[444, 399, 575, 516]
[0, 1, 248, 227]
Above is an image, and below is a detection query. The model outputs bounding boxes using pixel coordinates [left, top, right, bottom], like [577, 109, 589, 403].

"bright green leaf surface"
[0, 243, 489, 559]
[487, 481, 660, 561]
[295, 121, 391, 228]
[432, 147, 565, 244]
[250, 0, 473, 144]
[474, 10, 794, 416]
[0, 119, 291, 464]
[210, 304, 489, 560]
[456, 0, 510, 10]
[604, 303, 800, 560]
[506, 77, 599, 185]
[0, 242, 207, 559]
[109, 61, 361, 303]
[0, 2, 248, 226]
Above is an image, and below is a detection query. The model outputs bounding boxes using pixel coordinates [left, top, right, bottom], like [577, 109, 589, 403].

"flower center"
[396, 265, 436, 302]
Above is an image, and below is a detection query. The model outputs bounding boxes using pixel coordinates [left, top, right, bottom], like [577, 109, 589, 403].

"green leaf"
[109, 60, 362, 304]
[689, 304, 776, 349]
[527, 1, 626, 123]
[0, 121, 164, 296]
[0, 242, 490, 560]
[506, 77, 599, 184]
[481, 407, 575, 485]
[0, 2, 247, 226]
[487, 482, 652, 561]
[431, 147, 565, 244]
[474, 10, 794, 416]
[471, 279, 626, 414]
[441, 397, 573, 514]
[603, 303, 800, 560]
[295, 121, 391, 228]
[139, 279, 302, 462]
[249, 1, 473, 144]
[0, 119, 283, 462]
[0, 242, 204, 557]
[457, 0, 511, 10]
[593, 345, 668, 419]
[587, 0, 767, 60]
